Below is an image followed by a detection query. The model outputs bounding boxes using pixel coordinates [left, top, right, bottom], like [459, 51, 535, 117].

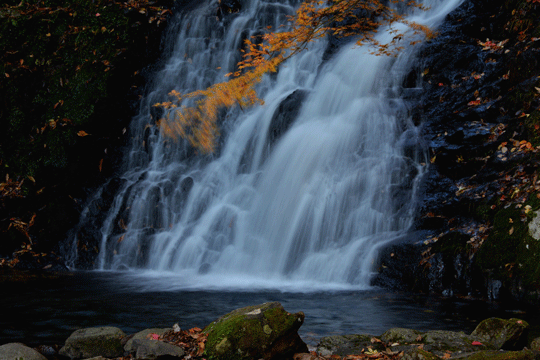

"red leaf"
[472, 341, 484, 346]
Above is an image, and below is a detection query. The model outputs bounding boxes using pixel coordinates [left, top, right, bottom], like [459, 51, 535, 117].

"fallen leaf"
[472, 341, 484, 346]
[77, 130, 90, 137]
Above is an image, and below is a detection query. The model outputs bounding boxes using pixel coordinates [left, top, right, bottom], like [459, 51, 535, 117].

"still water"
[2, 270, 537, 347]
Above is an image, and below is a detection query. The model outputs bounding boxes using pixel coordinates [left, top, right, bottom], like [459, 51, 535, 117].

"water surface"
[2, 271, 535, 347]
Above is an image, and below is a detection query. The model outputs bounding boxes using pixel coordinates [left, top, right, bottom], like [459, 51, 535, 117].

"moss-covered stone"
[471, 318, 529, 350]
[316, 334, 379, 357]
[475, 207, 540, 295]
[59, 326, 125, 359]
[0, 343, 47, 360]
[203, 302, 307, 360]
[431, 232, 471, 256]
[381, 328, 423, 344]
[460, 349, 536, 360]
[401, 348, 441, 360]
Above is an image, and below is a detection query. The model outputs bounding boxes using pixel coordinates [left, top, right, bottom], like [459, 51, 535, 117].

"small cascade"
[70, 0, 463, 290]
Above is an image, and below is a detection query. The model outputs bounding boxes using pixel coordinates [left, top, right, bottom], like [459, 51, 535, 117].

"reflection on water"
[0, 270, 537, 347]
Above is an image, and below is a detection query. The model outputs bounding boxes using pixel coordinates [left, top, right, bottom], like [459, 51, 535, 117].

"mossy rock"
[203, 302, 307, 360]
[124, 328, 171, 354]
[59, 326, 125, 359]
[0, 343, 47, 360]
[470, 318, 529, 350]
[431, 232, 471, 256]
[401, 348, 440, 360]
[316, 334, 381, 356]
[425, 330, 498, 356]
[381, 328, 423, 344]
[460, 349, 536, 360]
[475, 207, 540, 292]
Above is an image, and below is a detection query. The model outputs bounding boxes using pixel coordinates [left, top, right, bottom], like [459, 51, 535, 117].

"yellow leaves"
[156, 0, 431, 152]
[477, 38, 509, 51]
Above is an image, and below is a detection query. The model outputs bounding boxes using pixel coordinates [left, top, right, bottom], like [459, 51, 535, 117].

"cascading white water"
[74, 0, 463, 290]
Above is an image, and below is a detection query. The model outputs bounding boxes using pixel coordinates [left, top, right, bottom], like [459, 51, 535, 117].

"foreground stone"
[203, 301, 308, 360]
[471, 318, 529, 350]
[128, 338, 185, 359]
[124, 328, 171, 354]
[59, 326, 125, 359]
[316, 317, 532, 359]
[0, 343, 47, 360]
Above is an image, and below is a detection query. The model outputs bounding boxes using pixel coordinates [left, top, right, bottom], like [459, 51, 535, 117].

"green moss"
[203, 302, 304, 360]
[525, 110, 540, 146]
[463, 350, 536, 360]
[0, 0, 164, 179]
[476, 207, 540, 291]
[432, 232, 471, 256]
[406, 348, 440, 360]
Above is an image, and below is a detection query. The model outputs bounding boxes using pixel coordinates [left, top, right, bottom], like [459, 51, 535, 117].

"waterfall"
[71, 0, 463, 290]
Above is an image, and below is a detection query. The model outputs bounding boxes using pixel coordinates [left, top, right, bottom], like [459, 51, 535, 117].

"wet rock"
[528, 210, 540, 240]
[130, 338, 185, 359]
[203, 302, 307, 360]
[217, 0, 241, 19]
[0, 343, 47, 360]
[316, 334, 379, 357]
[470, 318, 529, 351]
[529, 337, 540, 352]
[124, 328, 172, 354]
[293, 353, 320, 360]
[59, 326, 125, 359]
[267, 90, 308, 146]
[421, 329, 495, 355]
[401, 348, 440, 360]
[459, 350, 537, 360]
[381, 328, 423, 344]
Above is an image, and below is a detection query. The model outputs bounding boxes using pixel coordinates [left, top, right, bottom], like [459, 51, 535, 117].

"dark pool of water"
[1, 270, 538, 347]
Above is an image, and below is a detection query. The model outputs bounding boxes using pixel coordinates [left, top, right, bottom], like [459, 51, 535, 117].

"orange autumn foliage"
[155, 0, 433, 153]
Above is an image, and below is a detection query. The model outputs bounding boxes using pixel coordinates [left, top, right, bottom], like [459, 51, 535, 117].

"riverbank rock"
[203, 302, 308, 360]
[128, 338, 185, 359]
[316, 334, 383, 356]
[59, 326, 125, 359]
[124, 328, 171, 354]
[316, 318, 531, 359]
[123, 327, 186, 359]
[0, 343, 47, 360]
[470, 318, 529, 350]
[457, 350, 537, 360]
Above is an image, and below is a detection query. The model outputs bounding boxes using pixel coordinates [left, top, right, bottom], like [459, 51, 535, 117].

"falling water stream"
[71, 0, 464, 290]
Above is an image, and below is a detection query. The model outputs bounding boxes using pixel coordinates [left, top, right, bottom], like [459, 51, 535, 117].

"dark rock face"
[267, 90, 308, 147]
[0, 0, 174, 270]
[374, 0, 540, 301]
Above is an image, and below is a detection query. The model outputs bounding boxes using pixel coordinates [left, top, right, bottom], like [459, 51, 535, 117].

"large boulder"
[0, 343, 47, 360]
[458, 350, 537, 360]
[59, 326, 126, 359]
[124, 328, 171, 354]
[470, 318, 529, 350]
[203, 302, 308, 360]
[129, 339, 185, 359]
[316, 334, 382, 357]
